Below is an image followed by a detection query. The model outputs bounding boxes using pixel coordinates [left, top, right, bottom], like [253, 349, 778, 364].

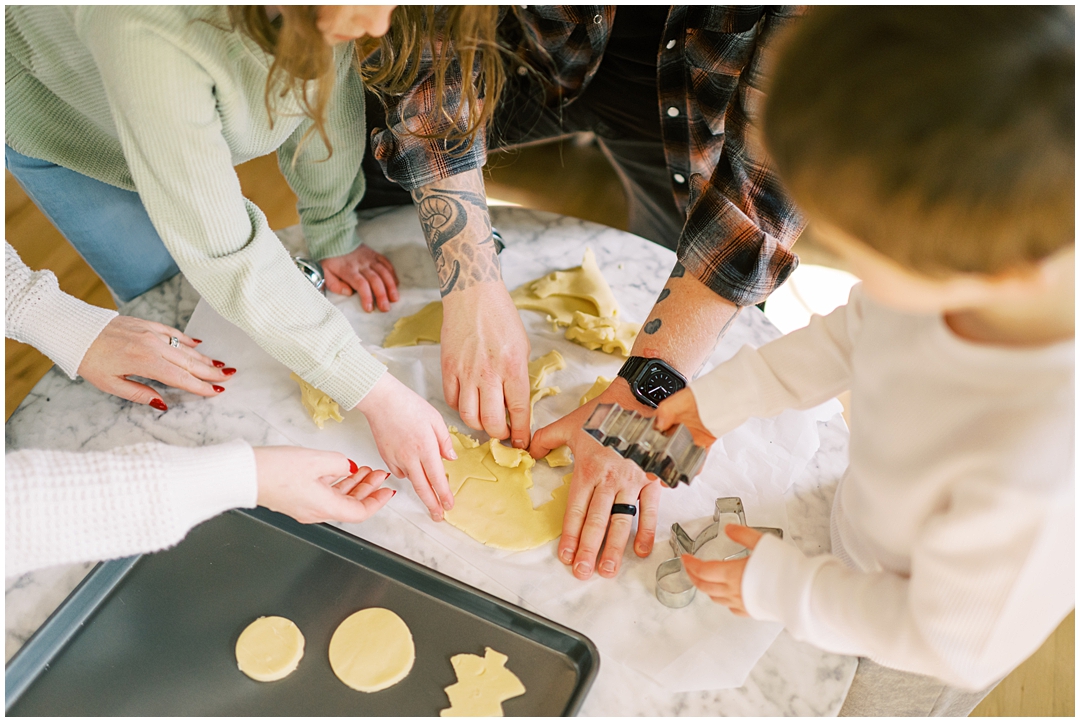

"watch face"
[638, 365, 684, 406]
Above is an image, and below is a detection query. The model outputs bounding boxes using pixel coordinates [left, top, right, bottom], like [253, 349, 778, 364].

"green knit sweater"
[6, 5, 385, 408]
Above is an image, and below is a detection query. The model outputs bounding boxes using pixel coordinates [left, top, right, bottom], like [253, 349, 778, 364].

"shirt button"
[673, 173, 686, 184]
[517, 65, 528, 76]
[666, 39, 676, 50]
[667, 106, 679, 117]
[593, 14, 603, 24]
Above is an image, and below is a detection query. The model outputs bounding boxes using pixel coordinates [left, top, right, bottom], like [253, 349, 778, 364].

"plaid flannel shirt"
[370, 6, 806, 306]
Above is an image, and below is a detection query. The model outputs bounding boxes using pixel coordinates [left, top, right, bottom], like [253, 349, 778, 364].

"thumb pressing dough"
[440, 647, 526, 717]
[235, 616, 305, 682]
[290, 373, 344, 429]
[443, 431, 572, 551]
[383, 300, 443, 347]
[328, 607, 415, 692]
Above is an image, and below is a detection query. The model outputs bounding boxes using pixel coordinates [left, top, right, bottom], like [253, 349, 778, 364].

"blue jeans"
[5, 145, 180, 302]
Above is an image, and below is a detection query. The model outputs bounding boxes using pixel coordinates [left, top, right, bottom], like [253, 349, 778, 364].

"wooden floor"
[4, 143, 1073, 716]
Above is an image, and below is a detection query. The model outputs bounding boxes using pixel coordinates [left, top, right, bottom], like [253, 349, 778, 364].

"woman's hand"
[253, 446, 394, 524]
[77, 316, 235, 410]
[321, 244, 400, 312]
[355, 372, 458, 521]
[654, 387, 717, 448]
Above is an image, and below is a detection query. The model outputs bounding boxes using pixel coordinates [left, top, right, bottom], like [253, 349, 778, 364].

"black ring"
[611, 503, 638, 517]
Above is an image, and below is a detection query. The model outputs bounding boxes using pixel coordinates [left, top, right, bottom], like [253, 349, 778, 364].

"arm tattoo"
[656, 288, 671, 303]
[412, 187, 499, 296]
[670, 262, 686, 278]
[643, 318, 662, 334]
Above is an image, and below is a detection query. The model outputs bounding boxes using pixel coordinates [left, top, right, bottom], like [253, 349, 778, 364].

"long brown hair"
[228, 6, 336, 156]
[358, 6, 515, 153]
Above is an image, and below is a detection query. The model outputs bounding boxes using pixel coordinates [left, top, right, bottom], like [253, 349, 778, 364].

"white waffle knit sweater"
[690, 285, 1074, 690]
[6, 440, 257, 577]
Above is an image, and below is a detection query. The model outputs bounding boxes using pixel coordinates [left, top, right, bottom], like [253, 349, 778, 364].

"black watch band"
[617, 356, 687, 408]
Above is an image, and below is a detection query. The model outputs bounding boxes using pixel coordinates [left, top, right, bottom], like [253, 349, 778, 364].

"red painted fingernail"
[150, 399, 168, 412]
[212, 360, 225, 368]
[191, 338, 203, 344]
[213, 385, 225, 393]
[391, 490, 398, 497]
[348, 459, 359, 474]
[222, 368, 237, 376]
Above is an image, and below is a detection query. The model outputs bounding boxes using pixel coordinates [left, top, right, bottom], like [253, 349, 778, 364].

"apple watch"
[617, 356, 687, 408]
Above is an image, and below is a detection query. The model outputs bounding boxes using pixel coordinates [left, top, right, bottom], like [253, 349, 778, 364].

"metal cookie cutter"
[293, 257, 326, 294]
[583, 403, 707, 488]
[655, 497, 784, 608]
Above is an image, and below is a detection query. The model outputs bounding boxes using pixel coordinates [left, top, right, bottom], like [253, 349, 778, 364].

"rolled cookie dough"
[579, 375, 613, 406]
[543, 445, 573, 467]
[527, 350, 565, 413]
[440, 647, 526, 717]
[329, 608, 415, 692]
[443, 430, 572, 550]
[510, 248, 620, 326]
[290, 373, 344, 429]
[564, 311, 639, 357]
[235, 616, 305, 682]
[383, 300, 443, 347]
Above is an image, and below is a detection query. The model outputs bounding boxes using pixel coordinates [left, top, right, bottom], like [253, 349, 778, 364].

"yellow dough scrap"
[383, 300, 444, 347]
[579, 376, 613, 406]
[235, 616, 305, 682]
[564, 311, 640, 357]
[290, 373, 344, 428]
[444, 430, 572, 550]
[510, 248, 620, 326]
[544, 445, 573, 467]
[527, 350, 565, 413]
[329, 608, 415, 693]
[440, 647, 526, 717]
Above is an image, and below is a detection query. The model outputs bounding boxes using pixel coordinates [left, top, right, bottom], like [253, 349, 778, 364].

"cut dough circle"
[329, 608, 415, 692]
[235, 615, 305, 682]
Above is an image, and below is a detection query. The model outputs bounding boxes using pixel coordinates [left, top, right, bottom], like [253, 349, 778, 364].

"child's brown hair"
[764, 6, 1074, 276]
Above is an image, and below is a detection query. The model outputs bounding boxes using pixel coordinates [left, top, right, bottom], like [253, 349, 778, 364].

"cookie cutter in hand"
[582, 403, 707, 488]
[655, 497, 784, 608]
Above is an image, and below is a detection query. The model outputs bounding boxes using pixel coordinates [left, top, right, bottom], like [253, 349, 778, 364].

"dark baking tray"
[5, 508, 599, 716]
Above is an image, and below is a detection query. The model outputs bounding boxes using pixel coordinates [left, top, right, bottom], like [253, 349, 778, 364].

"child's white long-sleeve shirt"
[690, 286, 1074, 690]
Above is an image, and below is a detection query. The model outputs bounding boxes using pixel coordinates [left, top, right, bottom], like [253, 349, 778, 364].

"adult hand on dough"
[441, 282, 533, 449]
[78, 316, 235, 410]
[321, 244, 400, 312]
[253, 446, 395, 524]
[355, 372, 458, 521]
[529, 377, 663, 580]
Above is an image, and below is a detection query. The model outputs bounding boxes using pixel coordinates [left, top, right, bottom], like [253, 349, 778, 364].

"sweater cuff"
[314, 335, 388, 410]
[741, 533, 832, 635]
[16, 281, 118, 380]
[304, 219, 362, 263]
[161, 439, 258, 536]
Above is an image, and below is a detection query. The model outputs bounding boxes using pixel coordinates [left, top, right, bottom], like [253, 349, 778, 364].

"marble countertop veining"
[5, 206, 857, 715]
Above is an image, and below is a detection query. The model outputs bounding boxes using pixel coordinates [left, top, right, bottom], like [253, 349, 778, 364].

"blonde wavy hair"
[357, 6, 518, 152]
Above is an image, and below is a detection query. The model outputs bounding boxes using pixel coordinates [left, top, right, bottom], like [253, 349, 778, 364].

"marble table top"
[5, 206, 857, 715]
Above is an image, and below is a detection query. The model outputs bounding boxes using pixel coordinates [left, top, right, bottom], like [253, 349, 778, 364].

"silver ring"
[169, 336, 180, 348]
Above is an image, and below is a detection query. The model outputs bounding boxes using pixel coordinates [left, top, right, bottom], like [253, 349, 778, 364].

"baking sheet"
[5, 508, 598, 716]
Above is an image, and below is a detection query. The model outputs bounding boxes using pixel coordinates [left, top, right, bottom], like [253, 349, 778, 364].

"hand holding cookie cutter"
[655, 497, 783, 608]
[582, 403, 708, 488]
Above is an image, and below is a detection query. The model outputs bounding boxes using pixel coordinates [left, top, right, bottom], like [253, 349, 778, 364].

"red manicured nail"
[213, 385, 225, 393]
[150, 399, 168, 412]
[212, 360, 225, 368]
[348, 459, 359, 474]
[222, 367, 237, 376]
[391, 490, 397, 497]
[191, 338, 203, 344]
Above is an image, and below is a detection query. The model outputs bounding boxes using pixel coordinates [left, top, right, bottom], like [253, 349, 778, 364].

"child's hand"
[254, 446, 395, 524]
[355, 372, 457, 522]
[654, 387, 716, 447]
[681, 524, 763, 616]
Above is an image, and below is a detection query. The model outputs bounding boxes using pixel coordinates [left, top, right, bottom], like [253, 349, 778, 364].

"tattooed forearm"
[656, 288, 671, 302]
[411, 185, 500, 297]
[643, 318, 662, 334]
[670, 261, 686, 278]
